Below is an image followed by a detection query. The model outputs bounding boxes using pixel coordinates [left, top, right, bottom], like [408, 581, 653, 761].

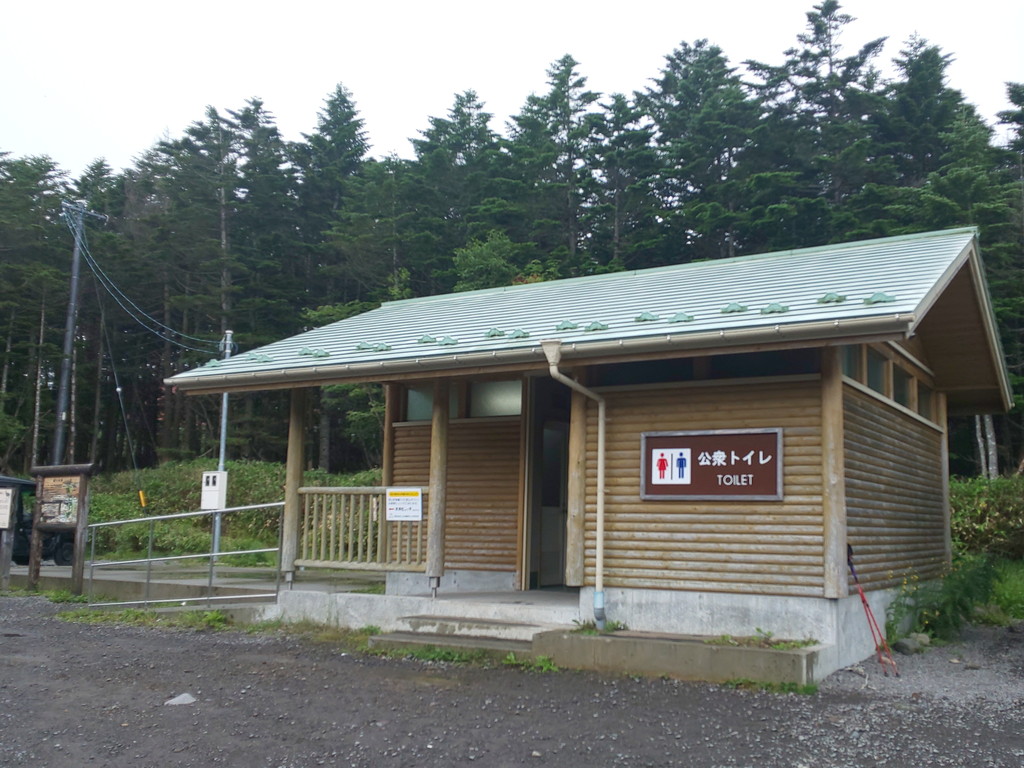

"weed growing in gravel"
[44, 589, 90, 604]
[404, 645, 489, 664]
[56, 606, 231, 631]
[503, 653, 559, 672]
[0, 588, 93, 603]
[723, 678, 818, 695]
[175, 610, 230, 630]
[266, 619, 379, 650]
[59, 607, 160, 626]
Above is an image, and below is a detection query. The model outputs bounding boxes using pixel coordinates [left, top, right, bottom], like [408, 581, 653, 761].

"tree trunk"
[0, 308, 14, 397]
[318, 399, 330, 471]
[984, 414, 998, 479]
[975, 415, 988, 477]
[30, 302, 45, 471]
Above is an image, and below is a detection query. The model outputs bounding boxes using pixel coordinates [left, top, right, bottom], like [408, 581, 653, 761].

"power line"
[61, 202, 222, 355]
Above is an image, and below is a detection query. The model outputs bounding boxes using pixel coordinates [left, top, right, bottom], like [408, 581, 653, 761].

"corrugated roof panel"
[169, 228, 979, 385]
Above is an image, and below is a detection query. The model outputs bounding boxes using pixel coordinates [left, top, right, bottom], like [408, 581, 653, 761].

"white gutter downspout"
[541, 339, 607, 629]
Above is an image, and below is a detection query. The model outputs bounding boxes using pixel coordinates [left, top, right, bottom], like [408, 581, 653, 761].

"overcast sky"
[3, 1, 1021, 178]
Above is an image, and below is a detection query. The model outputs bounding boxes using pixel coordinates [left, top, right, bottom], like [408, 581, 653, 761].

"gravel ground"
[1, 596, 1022, 767]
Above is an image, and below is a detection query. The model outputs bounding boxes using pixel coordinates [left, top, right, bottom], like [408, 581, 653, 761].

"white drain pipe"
[540, 339, 607, 629]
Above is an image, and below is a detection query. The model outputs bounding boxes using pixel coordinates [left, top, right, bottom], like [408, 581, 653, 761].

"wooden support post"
[281, 387, 306, 578]
[382, 383, 397, 487]
[425, 379, 449, 583]
[939, 393, 951, 565]
[564, 385, 587, 587]
[821, 348, 848, 598]
[70, 473, 91, 595]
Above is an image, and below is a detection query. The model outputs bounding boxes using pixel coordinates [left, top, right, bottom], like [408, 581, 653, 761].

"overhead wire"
[101, 315, 148, 508]
[61, 209, 222, 354]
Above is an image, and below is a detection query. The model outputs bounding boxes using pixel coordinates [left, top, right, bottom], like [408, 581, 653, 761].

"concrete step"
[398, 614, 556, 641]
[368, 631, 535, 662]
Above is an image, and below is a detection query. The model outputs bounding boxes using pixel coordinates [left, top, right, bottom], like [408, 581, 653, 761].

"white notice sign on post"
[0, 488, 12, 530]
[385, 487, 423, 522]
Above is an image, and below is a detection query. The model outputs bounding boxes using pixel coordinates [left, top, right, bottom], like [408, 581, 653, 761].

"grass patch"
[503, 653, 559, 672]
[247, 619, 381, 651]
[723, 678, 818, 695]
[57, 606, 231, 630]
[993, 559, 1024, 619]
[45, 589, 91, 604]
[352, 583, 386, 595]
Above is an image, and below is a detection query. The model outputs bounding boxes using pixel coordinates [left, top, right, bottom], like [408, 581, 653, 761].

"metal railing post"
[145, 519, 154, 603]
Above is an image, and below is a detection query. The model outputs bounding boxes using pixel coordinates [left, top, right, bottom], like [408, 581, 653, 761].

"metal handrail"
[86, 501, 284, 608]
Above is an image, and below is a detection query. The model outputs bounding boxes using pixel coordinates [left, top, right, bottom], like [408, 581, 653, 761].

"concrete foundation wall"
[386, 569, 516, 595]
[271, 588, 578, 632]
[581, 585, 899, 673]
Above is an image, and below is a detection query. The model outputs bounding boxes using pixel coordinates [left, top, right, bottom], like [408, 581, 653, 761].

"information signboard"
[385, 487, 423, 522]
[641, 429, 783, 501]
[38, 474, 82, 529]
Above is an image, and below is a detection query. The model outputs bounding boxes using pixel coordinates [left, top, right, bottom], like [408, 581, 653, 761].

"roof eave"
[167, 314, 914, 395]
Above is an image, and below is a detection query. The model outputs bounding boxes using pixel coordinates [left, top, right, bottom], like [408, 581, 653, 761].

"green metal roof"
[167, 228, 1011, 411]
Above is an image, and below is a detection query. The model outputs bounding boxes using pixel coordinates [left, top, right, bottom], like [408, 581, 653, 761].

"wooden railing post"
[281, 388, 306, 580]
[425, 380, 449, 586]
[565, 382, 587, 587]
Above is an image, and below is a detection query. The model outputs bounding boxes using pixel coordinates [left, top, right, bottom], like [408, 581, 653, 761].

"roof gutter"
[167, 314, 914, 395]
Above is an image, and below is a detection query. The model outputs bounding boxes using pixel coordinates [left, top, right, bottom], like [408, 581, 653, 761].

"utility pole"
[53, 201, 105, 465]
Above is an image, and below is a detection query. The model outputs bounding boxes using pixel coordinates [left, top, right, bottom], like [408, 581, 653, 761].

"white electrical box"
[200, 471, 228, 510]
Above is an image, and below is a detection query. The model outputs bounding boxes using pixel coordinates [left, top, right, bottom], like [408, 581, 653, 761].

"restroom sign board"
[641, 429, 783, 501]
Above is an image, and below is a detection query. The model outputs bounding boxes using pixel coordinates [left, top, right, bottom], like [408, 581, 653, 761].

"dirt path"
[1, 597, 1022, 767]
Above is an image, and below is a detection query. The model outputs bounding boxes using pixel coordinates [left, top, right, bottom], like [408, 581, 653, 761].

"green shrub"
[993, 559, 1024, 619]
[887, 554, 1000, 641]
[950, 475, 1024, 558]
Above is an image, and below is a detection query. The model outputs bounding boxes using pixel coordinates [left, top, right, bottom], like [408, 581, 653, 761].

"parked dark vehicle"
[1, 474, 74, 566]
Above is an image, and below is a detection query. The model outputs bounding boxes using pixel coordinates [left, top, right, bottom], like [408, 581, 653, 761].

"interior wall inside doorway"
[526, 376, 571, 589]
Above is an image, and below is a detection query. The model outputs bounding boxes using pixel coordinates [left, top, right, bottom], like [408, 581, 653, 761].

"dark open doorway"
[526, 377, 570, 589]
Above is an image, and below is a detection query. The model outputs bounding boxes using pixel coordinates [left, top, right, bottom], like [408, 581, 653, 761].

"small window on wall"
[840, 345, 861, 379]
[866, 349, 888, 394]
[892, 366, 913, 408]
[469, 380, 521, 417]
[404, 385, 457, 421]
[918, 383, 934, 420]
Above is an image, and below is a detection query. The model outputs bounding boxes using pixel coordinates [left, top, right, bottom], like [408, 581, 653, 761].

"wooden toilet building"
[168, 227, 1012, 672]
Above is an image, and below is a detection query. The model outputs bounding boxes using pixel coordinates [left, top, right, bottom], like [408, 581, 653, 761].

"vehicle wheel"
[53, 539, 74, 566]
[12, 554, 30, 566]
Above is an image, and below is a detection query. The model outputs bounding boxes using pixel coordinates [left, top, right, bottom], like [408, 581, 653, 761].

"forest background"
[1, 2, 1022, 481]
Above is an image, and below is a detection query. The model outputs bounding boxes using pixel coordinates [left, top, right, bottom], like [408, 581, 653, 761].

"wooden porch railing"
[295, 487, 427, 571]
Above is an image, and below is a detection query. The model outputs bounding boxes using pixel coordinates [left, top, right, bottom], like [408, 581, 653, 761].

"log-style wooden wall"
[583, 379, 826, 597]
[393, 418, 520, 572]
[844, 386, 947, 588]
